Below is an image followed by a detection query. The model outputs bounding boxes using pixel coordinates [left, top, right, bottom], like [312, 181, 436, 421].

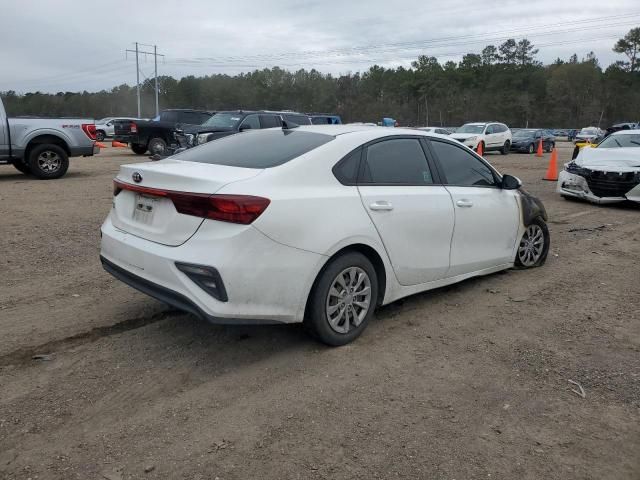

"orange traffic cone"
[543, 147, 559, 181]
[95, 141, 107, 148]
[476, 141, 483, 156]
[112, 141, 127, 148]
[536, 138, 544, 157]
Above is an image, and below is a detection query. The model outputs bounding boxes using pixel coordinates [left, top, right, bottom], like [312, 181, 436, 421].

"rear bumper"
[100, 215, 326, 324]
[70, 145, 96, 157]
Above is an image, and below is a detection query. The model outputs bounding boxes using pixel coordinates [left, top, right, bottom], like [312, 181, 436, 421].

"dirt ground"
[0, 141, 638, 480]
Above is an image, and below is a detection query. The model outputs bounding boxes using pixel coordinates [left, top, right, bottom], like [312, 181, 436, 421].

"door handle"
[369, 201, 394, 211]
[456, 199, 473, 208]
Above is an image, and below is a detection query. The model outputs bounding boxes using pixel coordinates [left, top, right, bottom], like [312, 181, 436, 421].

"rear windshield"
[173, 129, 334, 168]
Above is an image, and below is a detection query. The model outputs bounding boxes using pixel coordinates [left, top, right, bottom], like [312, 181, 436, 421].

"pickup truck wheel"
[11, 159, 31, 175]
[131, 144, 147, 155]
[28, 144, 69, 179]
[96, 131, 105, 141]
[148, 137, 167, 155]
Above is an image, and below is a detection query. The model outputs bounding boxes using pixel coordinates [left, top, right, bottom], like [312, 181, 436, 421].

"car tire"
[528, 143, 535, 154]
[11, 159, 31, 175]
[28, 144, 69, 180]
[96, 131, 105, 141]
[514, 217, 550, 269]
[501, 141, 510, 155]
[148, 137, 167, 156]
[131, 144, 148, 155]
[305, 251, 378, 346]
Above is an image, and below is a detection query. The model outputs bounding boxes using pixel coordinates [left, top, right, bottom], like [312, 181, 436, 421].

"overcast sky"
[0, 0, 637, 93]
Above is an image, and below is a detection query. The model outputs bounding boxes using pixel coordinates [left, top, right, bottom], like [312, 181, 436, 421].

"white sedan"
[558, 130, 640, 204]
[100, 125, 550, 345]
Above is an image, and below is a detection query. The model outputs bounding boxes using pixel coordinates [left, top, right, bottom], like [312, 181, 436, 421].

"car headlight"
[197, 133, 211, 145]
[185, 134, 194, 146]
[466, 136, 477, 142]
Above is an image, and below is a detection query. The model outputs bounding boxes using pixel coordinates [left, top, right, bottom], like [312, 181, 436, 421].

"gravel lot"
[0, 142, 638, 480]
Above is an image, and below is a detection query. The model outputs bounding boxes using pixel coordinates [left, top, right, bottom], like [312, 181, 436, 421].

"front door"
[357, 137, 455, 286]
[428, 139, 520, 277]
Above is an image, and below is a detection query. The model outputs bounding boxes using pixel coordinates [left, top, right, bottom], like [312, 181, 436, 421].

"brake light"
[130, 122, 138, 133]
[113, 180, 270, 224]
[82, 123, 97, 140]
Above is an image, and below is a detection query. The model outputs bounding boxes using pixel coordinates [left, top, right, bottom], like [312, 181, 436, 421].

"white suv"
[451, 122, 512, 154]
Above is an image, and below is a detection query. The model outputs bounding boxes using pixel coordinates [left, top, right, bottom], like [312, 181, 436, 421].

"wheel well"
[25, 135, 70, 159]
[305, 244, 387, 320]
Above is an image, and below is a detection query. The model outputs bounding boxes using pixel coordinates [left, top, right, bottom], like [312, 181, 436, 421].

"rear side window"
[361, 139, 433, 185]
[333, 148, 361, 185]
[161, 111, 178, 123]
[283, 114, 312, 125]
[260, 115, 281, 128]
[430, 140, 496, 187]
[173, 129, 334, 168]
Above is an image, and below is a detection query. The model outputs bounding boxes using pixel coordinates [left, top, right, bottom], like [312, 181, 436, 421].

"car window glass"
[361, 139, 433, 185]
[283, 114, 311, 125]
[173, 130, 334, 168]
[486, 125, 495, 134]
[161, 111, 178, 123]
[431, 140, 496, 187]
[333, 148, 361, 185]
[260, 115, 281, 128]
[239, 115, 261, 130]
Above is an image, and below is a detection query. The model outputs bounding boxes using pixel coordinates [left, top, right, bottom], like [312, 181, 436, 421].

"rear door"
[428, 139, 519, 276]
[357, 137, 455, 285]
[259, 114, 281, 129]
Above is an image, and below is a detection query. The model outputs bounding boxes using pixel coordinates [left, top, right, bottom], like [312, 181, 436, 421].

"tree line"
[2, 28, 639, 128]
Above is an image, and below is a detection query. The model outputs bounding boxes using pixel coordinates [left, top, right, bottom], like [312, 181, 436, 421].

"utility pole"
[154, 45, 159, 117]
[126, 43, 164, 117]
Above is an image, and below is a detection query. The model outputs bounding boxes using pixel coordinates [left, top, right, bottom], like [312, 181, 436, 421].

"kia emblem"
[132, 172, 142, 183]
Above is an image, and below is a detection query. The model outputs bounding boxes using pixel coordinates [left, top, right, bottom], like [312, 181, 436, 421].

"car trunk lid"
[112, 159, 262, 246]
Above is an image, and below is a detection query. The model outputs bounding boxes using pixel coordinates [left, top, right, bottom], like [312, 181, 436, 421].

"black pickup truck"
[176, 110, 311, 149]
[113, 109, 214, 155]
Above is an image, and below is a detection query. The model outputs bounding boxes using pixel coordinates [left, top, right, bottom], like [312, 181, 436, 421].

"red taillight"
[130, 122, 138, 133]
[82, 123, 97, 140]
[113, 180, 270, 224]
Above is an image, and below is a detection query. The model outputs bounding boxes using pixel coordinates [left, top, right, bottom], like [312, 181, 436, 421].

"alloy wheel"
[37, 151, 61, 173]
[518, 224, 545, 267]
[325, 267, 372, 334]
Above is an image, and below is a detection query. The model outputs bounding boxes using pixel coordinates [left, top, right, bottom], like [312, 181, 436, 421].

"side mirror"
[501, 174, 522, 190]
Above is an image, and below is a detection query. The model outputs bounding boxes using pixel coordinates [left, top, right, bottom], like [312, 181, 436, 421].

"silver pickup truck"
[0, 97, 98, 179]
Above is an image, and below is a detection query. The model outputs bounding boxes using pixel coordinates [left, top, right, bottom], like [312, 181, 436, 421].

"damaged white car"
[557, 130, 640, 204]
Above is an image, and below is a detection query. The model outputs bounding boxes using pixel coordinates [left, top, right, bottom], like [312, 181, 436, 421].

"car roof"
[292, 124, 452, 141]
[610, 129, 640, 136]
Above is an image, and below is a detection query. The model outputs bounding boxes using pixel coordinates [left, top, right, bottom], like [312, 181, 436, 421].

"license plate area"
[132, 194, 157, 224]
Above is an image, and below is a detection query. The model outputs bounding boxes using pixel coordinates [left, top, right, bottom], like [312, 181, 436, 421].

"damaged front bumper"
[557, 164, 640, 204]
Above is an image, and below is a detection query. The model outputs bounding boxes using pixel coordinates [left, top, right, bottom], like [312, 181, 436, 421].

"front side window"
[239, 114, 260, 130]
[202, 113, 243, 128]
[485, 125, 495, 134]
[361, 139, 433, 185]
[430, 140, 497, 187]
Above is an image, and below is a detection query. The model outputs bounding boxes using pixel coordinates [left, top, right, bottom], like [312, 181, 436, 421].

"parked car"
[0, 96, 97, 179]
[100, 124, 549, 346]
[176, 110, 312, 149]
[95, 117, 141, 141]
[605, 122, 639, 136]
[450, 122, 512, 154]
[557, 129, 640, 204]
[510, 129, 556, 153]
[308, 113, 342, 125]
[113, 109, 214, 155]
[574, 127, 603, 144]
[415, 127, 451, 135]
